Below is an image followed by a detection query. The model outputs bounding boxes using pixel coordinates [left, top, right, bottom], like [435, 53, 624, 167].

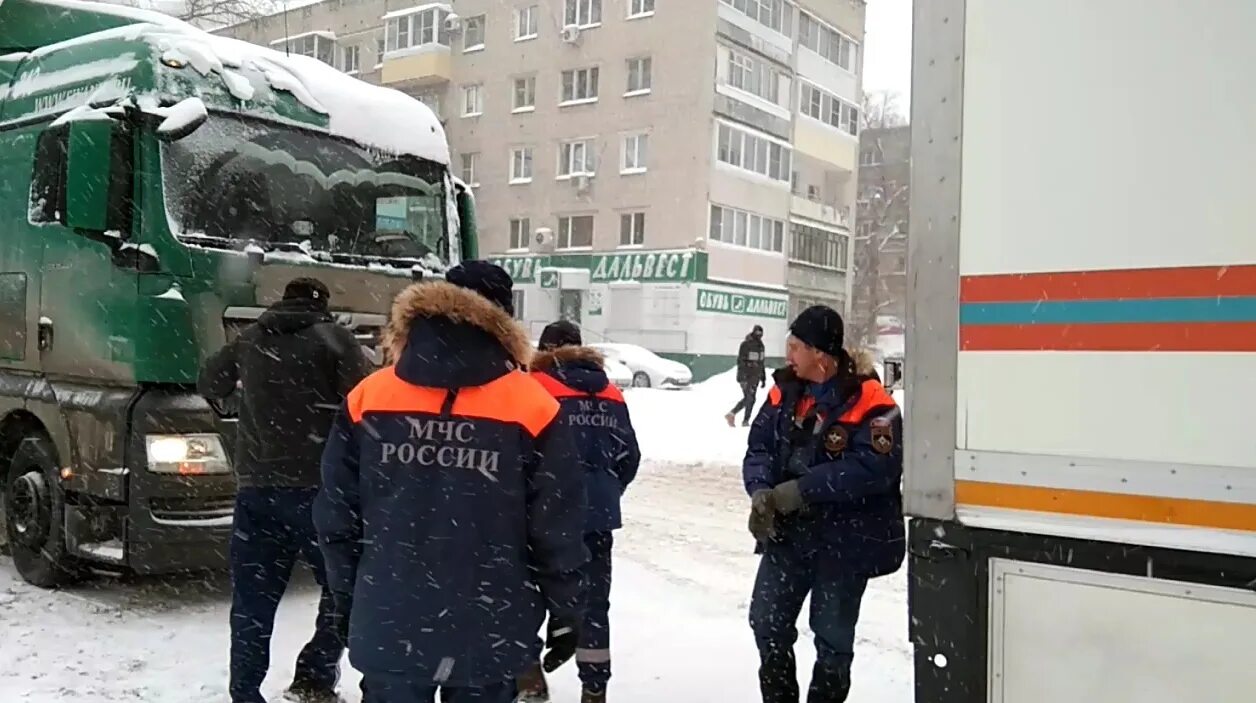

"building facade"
[218, 0, 865, 379]
[851, 124, 910, 347]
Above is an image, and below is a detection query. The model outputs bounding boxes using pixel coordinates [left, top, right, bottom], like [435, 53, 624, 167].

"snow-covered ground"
[0, 371, 912, 702]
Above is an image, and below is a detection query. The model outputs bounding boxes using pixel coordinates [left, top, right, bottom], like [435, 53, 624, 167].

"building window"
[516, 5, 539, 40]
[462, 84, 483, 117]
[716, 122, 791, 182]
[621, 132, 648, 174]
[558, 215, 595, 249]
[385, 6, 450, 53]
[341, 45, 360, 73]
[860, 149, 879, 166]
[375, 36, 385, 66]
[628, 0, 655, 19]
[561, 67, 600, 104]
[723, 46, 785, 106]
[564, 0, 602, 27]
[800, 82, 859, 136]
[277, 33, 335, 64]
[789, 222, 848, 270]
[626, 56, 652, 95]
[709, 203, 785, 253]
[513, 75, 536, 112]
[510, 146, 534, 183]
[799, 12, 859, 73]
[460, 153, 478, 186]
[463, 15, 486, 51]
[509, 217, 531, 250]
[558, 139, 595, 177]
[620, 212, 646, 246]
[719, 0, 792, 36]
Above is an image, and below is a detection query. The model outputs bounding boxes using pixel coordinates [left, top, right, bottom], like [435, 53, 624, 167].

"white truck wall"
[909, 0, 1256, 550]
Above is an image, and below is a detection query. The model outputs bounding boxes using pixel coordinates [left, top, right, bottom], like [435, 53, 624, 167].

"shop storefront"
[489, 248, 789, 381]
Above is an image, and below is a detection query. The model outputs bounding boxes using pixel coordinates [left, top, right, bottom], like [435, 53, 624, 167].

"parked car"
[529, 340, 634, 389]
[589, 343, 693, 389]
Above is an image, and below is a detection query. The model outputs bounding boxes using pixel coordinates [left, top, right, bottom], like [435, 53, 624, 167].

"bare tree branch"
[110, 0, 277, 29]
[861, 90, 908, 130]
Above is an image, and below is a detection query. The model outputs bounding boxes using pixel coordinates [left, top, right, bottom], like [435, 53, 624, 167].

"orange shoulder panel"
[350, 368, 560, 437]
[530, 371, 578, 399]
[597, 384, 625, 403]
[838, 379, 897, 424]
[767, 386, 783, 406]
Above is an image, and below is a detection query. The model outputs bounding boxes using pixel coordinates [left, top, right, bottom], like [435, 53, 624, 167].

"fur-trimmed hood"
[529, 345, 605, 372]
[529, 344, 610, 395]
[381, 281, 534, 389]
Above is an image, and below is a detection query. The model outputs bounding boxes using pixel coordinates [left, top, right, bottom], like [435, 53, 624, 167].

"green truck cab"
[0, 0, 477, 587]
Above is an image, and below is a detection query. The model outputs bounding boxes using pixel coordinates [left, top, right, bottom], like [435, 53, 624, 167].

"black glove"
[772, 480, 804, 515]
[541, 614, 580, 672]
[748, 489, 777, 541]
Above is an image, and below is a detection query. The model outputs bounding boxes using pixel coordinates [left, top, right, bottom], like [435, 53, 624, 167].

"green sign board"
[696, 287, 789, 319]
[488, 249, 706, 286]
[539, 269, 560, 289]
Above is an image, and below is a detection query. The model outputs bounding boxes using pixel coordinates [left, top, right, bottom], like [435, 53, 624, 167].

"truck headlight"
[145, 434, 231, 475]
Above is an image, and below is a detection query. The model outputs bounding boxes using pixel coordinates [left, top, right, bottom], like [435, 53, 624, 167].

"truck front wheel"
[4, 436, 83, 588]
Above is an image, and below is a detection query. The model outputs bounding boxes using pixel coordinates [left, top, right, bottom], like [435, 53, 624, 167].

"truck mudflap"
[909, 518, 1256, 703]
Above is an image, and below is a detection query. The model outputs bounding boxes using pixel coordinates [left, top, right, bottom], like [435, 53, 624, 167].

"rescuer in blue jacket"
[516, 320, 641, 703]
[314, 262, 589, 703]
[742, 305, 905, 703]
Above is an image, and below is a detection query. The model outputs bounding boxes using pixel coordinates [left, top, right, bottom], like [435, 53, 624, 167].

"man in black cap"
[200, 278, 371, 703]
[741, 305, 905, 703]
[726, 324, 768, 427]
[315, 261, 587, 703]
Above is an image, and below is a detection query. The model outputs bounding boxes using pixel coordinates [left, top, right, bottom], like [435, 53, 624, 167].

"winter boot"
[515, 662, 550, 703]
[581, 688, 608, 703]
[282, 681, 346, 703]
[724, 412, 736, 427]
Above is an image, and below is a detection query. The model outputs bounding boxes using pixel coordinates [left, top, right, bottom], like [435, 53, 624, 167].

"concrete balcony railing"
[790, 194, 852, 229]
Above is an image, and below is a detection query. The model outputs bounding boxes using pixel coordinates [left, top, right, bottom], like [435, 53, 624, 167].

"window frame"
[619, 211, 646, 247]
[557, 138, 595, 178]
[512, 75, 537, 113]
[515, 4, 539, 40]
[509, 217, 531, 251]
[557, 214, 595, 250]
[560, 66, 600, 105]
[564, 0, 603, 28]
[708, 203, 786, 254]
[625, 56, 653, 96]
[620, 132, 649, 174]
[510, 146, 534, 184]
[463, 14, 486, 52]
[341, 44, 360, 74]
[627, 0, 655, 20]
[460, 152, 479, 187]
[462, 83, 483, 117]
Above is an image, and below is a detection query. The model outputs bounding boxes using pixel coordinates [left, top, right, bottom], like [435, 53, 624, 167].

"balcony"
[379, 4, 453, 88]
[790, 194, 851, 229]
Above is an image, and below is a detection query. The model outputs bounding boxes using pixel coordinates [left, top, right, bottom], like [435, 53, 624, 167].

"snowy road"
[0, 457, 912, 702]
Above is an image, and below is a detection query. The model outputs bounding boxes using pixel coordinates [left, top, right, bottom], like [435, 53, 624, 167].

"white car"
[589, 342, 693, 389]
[529, 340, 633, 389]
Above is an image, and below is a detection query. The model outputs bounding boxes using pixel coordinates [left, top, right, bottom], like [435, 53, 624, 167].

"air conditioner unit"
[531, 226, 557, 253]
[444, 13, 462, 33]
[560, 24, 581, 44]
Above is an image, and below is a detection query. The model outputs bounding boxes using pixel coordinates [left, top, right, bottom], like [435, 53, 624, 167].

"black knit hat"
[538, 319, 582, 350]
[446, 260, 515, 316]
[789, 305, 844, 357]
[283, 277, 330, 307]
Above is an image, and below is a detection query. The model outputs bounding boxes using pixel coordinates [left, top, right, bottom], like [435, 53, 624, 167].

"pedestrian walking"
[314, 261, 588, 703]
[517, 320, 641, 703]
[198, 277, 370, 703]
[741, 305, 905, 703]
[726, 325, 767, 427]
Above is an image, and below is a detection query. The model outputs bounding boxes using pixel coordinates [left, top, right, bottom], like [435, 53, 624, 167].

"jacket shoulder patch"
[870, 416, 894, 455]
[823, 425, 849, 454]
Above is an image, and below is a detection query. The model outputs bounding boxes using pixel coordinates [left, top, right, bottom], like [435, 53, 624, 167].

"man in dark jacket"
[198, 277, 370, 703]
[742, 306, 904, 703]
[517, 320, 641, 703]
[726, 325, 767, 427]
[314, 261, 588, 703]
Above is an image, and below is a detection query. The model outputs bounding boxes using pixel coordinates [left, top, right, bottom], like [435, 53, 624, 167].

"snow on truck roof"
[2, 0, 449, 164]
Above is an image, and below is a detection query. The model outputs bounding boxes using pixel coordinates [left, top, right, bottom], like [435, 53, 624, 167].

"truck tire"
[3, 435, 83, 588]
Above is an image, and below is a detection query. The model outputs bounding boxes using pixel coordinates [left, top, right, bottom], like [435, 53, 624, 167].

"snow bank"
[25, 0, 450, 164]
[626, 367, 768, 469]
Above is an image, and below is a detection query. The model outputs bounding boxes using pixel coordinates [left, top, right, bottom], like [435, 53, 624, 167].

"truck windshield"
[161, 115, 449, 264]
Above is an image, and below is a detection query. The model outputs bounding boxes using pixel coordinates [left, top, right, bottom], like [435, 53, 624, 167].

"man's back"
[200, 295, 368, 488]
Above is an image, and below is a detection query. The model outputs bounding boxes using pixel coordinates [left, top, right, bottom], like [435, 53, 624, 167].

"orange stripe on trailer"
[961, 322, 1256, 352]
[960, 265, 1256, 303]
[955, 480, 1256, 533]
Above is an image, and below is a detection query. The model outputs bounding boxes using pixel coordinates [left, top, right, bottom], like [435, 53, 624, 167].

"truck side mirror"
[64, 119, 115, 233]
[455, 183, 478, 260]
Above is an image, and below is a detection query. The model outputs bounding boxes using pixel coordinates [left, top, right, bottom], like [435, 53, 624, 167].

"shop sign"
[696, 287, 789, 319]
[488, 255, 540, 283]
[590, 250, 698, 282]
[539, 270, 560, 289]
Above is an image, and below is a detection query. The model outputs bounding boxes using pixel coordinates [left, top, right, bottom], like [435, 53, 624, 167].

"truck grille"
[150, 496, 235, 524]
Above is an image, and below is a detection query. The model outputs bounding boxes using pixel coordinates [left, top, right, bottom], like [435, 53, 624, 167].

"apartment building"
[217, 0, 865, 379]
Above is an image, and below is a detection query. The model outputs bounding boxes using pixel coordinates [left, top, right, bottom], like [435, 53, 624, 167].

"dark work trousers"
[730, 382, 759, 424]
[748, 545, 868, 703]
[229, 487, 347, 703]
[361, 676, 517, 703]
[576, 531, 614, 692]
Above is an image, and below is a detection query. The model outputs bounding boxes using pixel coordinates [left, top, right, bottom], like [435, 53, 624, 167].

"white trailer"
[907, 2, 1256, 702]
